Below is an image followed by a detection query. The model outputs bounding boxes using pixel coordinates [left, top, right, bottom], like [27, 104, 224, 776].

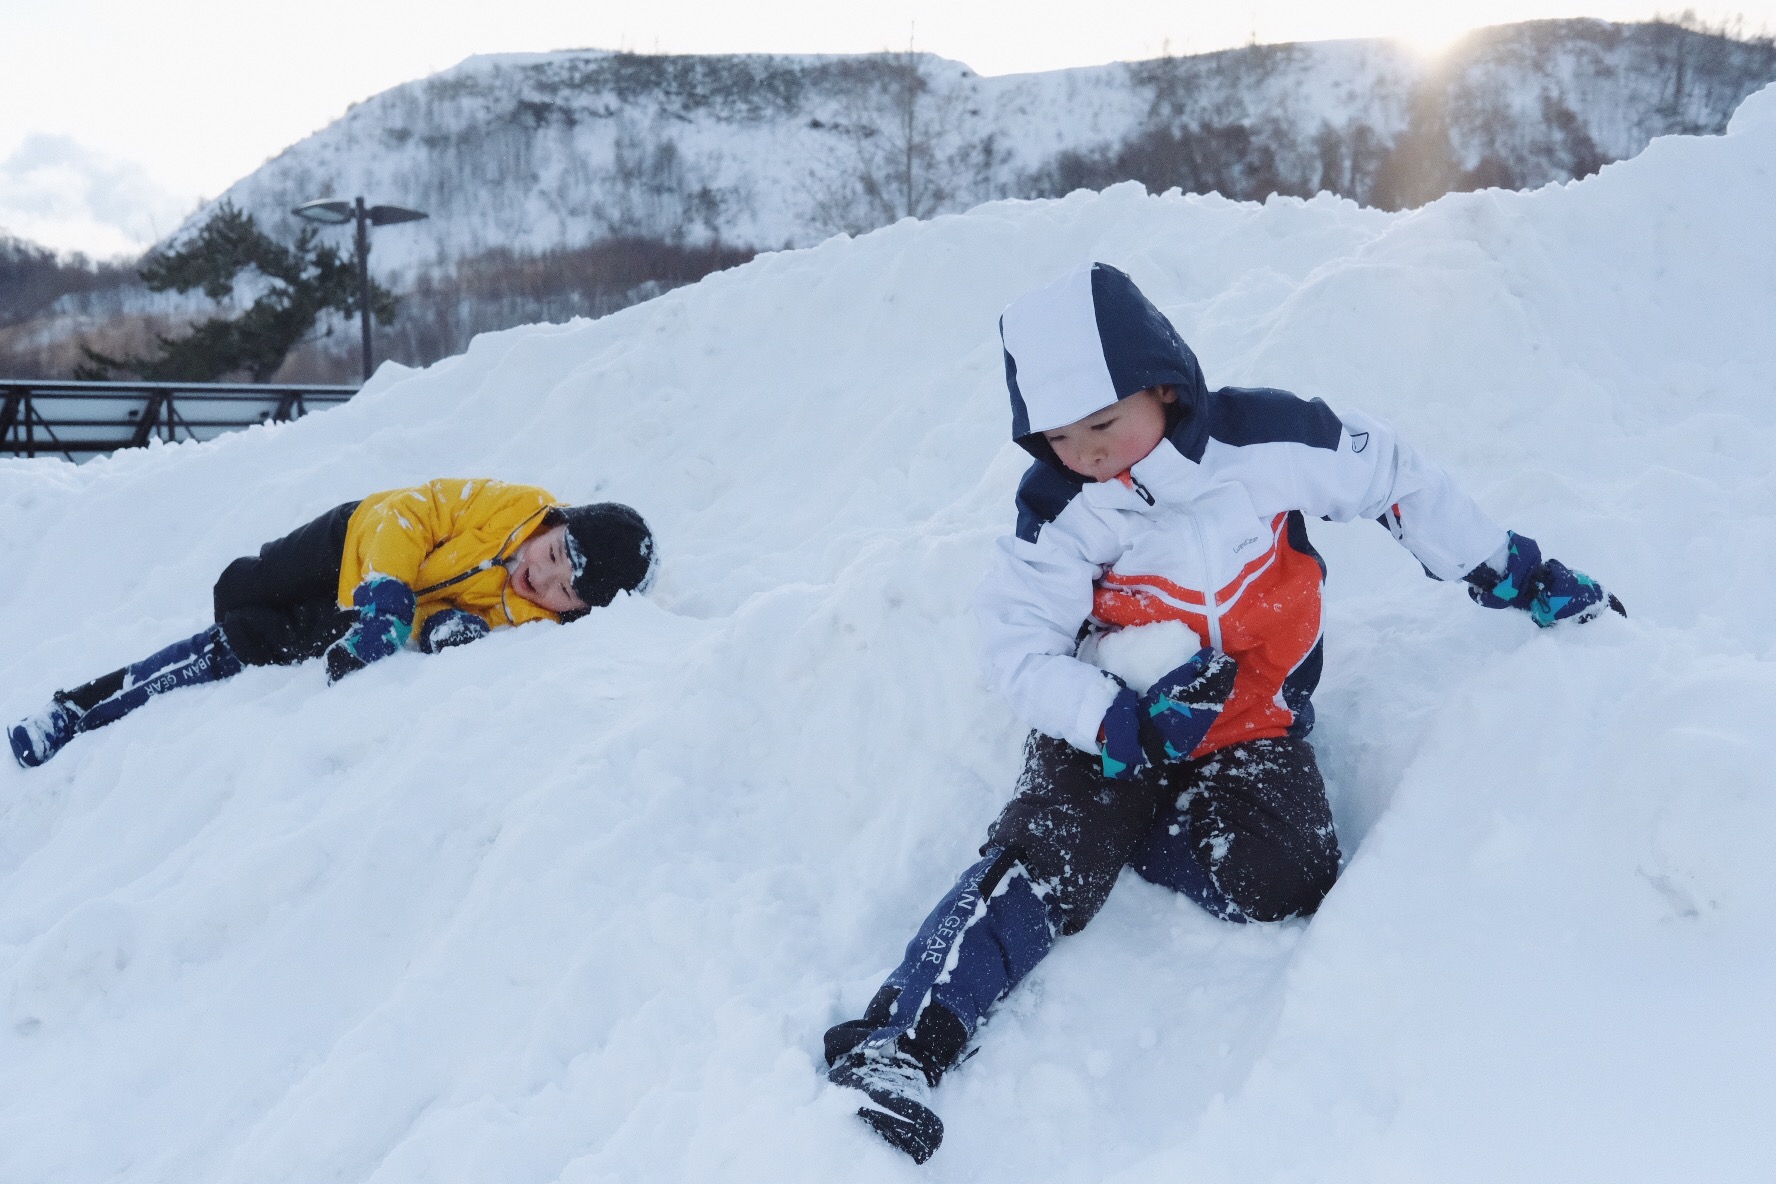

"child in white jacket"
[822, 263, 1621, 1163]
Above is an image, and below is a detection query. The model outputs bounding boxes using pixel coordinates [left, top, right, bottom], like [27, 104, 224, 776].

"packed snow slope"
[3, 84, 1776, 1184]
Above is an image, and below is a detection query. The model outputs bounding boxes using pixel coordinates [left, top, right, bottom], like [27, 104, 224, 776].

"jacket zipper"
[414, 559, 498, 597]
[1185, 512, 1223, 652]
[1125, 472, 1215, 645]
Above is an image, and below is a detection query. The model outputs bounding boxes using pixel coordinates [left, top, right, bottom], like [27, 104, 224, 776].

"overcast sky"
[3, 0, 1772, 257]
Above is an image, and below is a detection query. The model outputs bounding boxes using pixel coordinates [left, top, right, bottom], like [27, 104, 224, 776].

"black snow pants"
[828, 730, 1341, 1079]
[211, 500, 362, 667]
[992, 730, 1341, 930]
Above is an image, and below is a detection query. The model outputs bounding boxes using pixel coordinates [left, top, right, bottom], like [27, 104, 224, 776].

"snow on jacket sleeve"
[974, 499, 1126, 754]
[342, 484, 453, 592]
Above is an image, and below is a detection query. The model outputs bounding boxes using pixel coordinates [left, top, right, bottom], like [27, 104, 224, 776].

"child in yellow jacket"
[9, 479, 656, 768]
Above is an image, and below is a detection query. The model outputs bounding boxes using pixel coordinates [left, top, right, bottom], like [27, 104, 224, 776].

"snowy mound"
[4, 84, 1776, 1183]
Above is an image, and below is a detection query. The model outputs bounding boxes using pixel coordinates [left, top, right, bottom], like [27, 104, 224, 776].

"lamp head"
[291, 199, 354, 225]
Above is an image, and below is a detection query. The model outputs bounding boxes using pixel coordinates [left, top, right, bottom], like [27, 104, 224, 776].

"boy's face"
[1041, 386, 1177, 482]
[508, 524, 590, 615]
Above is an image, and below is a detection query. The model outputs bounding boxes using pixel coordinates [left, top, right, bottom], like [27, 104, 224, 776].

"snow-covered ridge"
[9, 18, 1768, 382]
[3, 72, 1776, 1181]
[195, 19, 1776, 278]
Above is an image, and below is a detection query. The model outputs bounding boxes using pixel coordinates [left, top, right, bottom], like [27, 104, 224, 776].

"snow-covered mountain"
[198, 18, 1776, 278]
[3, 62, 1775, 1183]
[7, 18, 1773, 382]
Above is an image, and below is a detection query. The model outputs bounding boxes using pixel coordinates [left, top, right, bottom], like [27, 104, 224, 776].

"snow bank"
[3, 82, 1775, 1184]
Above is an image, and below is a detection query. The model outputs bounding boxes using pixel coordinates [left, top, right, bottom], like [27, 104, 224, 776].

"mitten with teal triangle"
[1466, 531, 1624, 627]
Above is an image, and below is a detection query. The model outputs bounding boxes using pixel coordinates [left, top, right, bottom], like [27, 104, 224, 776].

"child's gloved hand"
[1137, 649, 1239, 762]
[1097, 650, 1240, 779]
[324, 576, 416, 683]
[417, 609, 490, 654]
[1098, 683, 1147, 780]
[1466, 532, 1625, 628]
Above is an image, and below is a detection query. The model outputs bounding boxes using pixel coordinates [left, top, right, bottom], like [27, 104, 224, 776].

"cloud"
[0, 134, 197, 259]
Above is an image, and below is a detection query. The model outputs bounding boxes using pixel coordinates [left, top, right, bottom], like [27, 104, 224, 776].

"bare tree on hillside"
[596, 125, 733, 242]
[803, 51, 1001, 236]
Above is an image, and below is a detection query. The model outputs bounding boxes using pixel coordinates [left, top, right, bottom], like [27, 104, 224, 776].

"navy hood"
[999, 263, 1207, 469]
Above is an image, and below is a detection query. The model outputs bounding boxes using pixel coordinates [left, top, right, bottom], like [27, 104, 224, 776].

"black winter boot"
[9, 627, 243, 768]
[828, 1041, 945, 1164]
[8, 696, 83, 768]
[824, 991, 966, 1164]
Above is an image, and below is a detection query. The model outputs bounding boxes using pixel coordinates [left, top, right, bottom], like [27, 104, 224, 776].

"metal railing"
[0, 380, 359, 461]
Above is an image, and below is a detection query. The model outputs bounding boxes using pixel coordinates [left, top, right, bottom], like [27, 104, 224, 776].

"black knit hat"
[546, 503, 656, 611]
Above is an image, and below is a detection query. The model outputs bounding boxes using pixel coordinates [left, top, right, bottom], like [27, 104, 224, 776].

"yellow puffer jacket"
[336, 479, 563, 634]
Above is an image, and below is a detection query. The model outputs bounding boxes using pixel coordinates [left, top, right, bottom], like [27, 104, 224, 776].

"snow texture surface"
[4, 82, 1776, 1184]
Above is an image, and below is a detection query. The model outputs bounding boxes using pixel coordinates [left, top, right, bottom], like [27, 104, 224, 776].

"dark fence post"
[0, 389, 19, 452]
[130, 393, 166, 448]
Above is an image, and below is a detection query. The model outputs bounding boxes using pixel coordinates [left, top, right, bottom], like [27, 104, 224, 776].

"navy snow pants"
[827, 731, 1341, 1077]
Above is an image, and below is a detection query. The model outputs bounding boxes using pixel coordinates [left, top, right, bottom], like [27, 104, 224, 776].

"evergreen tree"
[78, 202, 394, 382]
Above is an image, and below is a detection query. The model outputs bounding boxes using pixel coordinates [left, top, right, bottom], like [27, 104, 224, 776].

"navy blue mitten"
[417, 609, 490, 654]
[1098, 684, 1147, 780]
[1466, 532, 1624, 628]
[1137, 649, 1239, 762]
[1098, 650, 1240, 779]
[325, 576, 416, 682]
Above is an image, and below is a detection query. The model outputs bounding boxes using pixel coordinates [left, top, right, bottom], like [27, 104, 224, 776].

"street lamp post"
[292, 196, 428, 382]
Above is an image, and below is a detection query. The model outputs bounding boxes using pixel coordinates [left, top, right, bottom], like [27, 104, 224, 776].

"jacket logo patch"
[1350, 432, 1369, 454]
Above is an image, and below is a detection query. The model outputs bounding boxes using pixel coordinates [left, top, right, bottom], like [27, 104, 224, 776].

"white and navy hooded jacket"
[975, 263, 1509, 756]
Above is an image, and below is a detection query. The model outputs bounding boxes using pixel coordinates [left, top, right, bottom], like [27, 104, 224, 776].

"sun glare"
[1388, 12, 1478, 58]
